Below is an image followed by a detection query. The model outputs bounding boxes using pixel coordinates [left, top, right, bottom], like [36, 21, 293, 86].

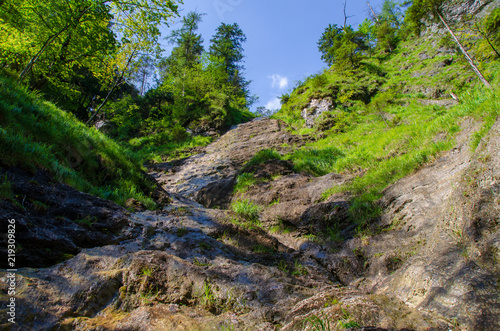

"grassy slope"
[274, 35, 500, 226]
[0, 77, 157, 208]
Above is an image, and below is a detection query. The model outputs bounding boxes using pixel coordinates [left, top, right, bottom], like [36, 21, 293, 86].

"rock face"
[149, 118, 308, 208]
[367, 118, 500, 330]
[301, 98, 332, 128]
[0, 167, 129, 268]
[1, 117, 499, 330]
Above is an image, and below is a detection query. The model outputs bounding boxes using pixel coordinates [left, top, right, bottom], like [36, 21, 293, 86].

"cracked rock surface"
[1, 118, 499, 330]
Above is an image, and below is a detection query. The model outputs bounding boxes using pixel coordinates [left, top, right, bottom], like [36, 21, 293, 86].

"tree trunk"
[86, 49, 137, 125]
[19, 33, 61, 82]
[437, 12, 492, 88]
[481, 32, 500, 58]
[18, 6, 91, 83]
[367, 1, 380, 25]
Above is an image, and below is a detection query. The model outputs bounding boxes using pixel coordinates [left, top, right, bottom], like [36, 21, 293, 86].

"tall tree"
[0, 0, 181, 120]
[406, 0, 492, 88]
[318, 24, 367, 68]
[209, 22, 249, 96]
[160, 11, 204, 81]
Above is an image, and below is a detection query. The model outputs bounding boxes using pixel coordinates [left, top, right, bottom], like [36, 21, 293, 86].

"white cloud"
[269, 74, 289, 90]
[265, 97, 281, 110]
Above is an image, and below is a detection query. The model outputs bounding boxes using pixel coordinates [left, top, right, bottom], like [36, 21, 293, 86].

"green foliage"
[291, 260, 309, 276]
[251, 244, 274, 254]
[406, 0, 446, 35]
[0, 0, 180, 120]
[247, 149, 282, 167]
[0, 175, 14, 201]
[231, 199, 262, 222]
[288, 147, 344, 176]
[209, 22, 248, 96]
[0, 77, 156, 208]
[318, 24, 368, 68]
[302, 313, 332, 331]
[234, 173, 257, 194]
[75, 216, 97, 229]
[277, 16, 500, 231]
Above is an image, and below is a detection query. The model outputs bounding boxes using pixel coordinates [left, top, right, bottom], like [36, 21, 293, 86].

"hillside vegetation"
[0, 76, 158, 208]
[273, 0, 500, 228]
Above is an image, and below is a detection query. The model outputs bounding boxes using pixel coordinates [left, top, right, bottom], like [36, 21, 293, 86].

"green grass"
[251, 244, 275, 254]
[127, 133, 213, 164]
[246, 149, 282, 167]
[0, 77, 156, 208]
[274, 34, 500, 230]
[0, 175, 14, 201]
[231, 199, 262, 222]
[234, 172, 257, 194]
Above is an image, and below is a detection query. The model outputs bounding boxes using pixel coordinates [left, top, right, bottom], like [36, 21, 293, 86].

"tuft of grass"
[231, 199, 262, 222]
[141, 267, 153, 277]
[175, 227, 188, 237]
[251, 244, 275, 254]
[291, 260, 309, 276]
[0, 175, 14, 201]
[287, 146, 344, 176]
[234, 172, 257, 194]
[74, 216, 97, 229]
[128, 134, 213, 164]
[246, 149, 282, 167]
[302, 313, 332, 331]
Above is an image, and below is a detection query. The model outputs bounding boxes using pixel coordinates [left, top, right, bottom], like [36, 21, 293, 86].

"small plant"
[269, 198, 281, 206]
[231, 199, 262, 222]
[291, 260, 309, 276]
[303, 313, 331, 331]
[32, 200, 48, 213]
[386, 255, 403, 273]
[201, 281, 216, 309]
[339, 320, 360, 329]
[326, 225, 343, 243]
[193, 258, 211, 267]
[140, 286, 160, 305]
[246, 149, 282, 166]
[198, 242, 211, 252]
[176, 226, 188, 237]
[221, 324, 235, 331]
[278, 260, 289, 273]
[303, 233, 318, 242]
[324, 297, 339, 308]
[337, 306, 359, 329]
[234, 172, 257, 194]
[251, 244, 275, 254]
[74, 216, 97, 229]
[141, 267, 153, 277]
[0, 175, 14, 201]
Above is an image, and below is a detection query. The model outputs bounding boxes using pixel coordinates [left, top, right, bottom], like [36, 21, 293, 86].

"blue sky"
[161, 0, 385, 112]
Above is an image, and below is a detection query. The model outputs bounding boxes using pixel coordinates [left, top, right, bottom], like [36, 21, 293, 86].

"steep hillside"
[273, 3, 500, 227]
[0, 77, 159, 208]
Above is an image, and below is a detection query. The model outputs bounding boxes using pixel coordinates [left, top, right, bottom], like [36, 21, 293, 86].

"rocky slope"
[1, 117, 499, 330]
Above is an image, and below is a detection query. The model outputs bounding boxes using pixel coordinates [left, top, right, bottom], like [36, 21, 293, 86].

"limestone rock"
[301, 99, 333, 128]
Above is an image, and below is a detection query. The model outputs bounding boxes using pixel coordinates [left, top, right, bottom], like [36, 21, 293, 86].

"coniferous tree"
[161, 11, 205, 78]
[318, 24, 367, 68]
[209, 23, 251, 105]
